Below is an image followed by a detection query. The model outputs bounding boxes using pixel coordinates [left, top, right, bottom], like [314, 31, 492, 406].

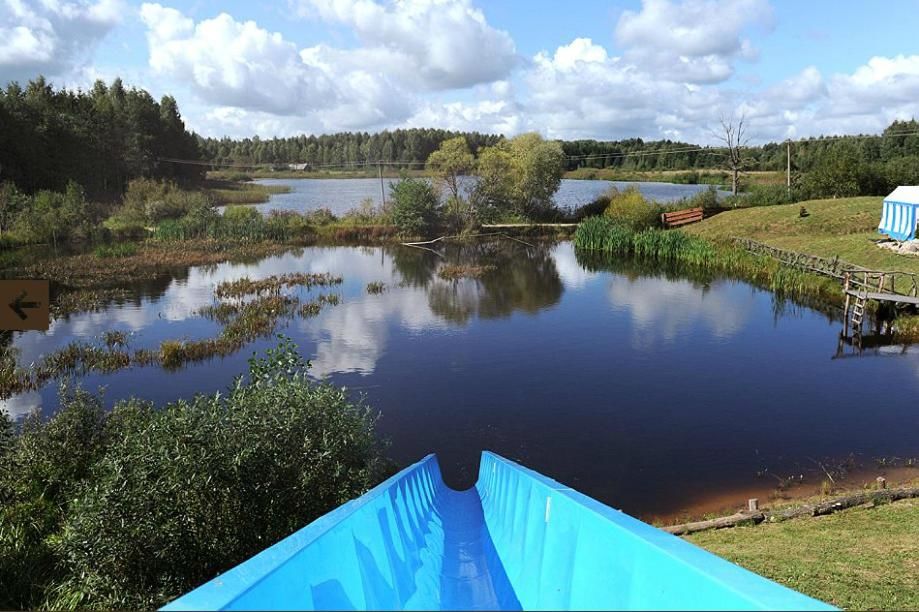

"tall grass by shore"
[574, 216, 843, 306]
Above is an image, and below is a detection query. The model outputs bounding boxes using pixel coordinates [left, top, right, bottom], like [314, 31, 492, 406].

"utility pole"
[378, 162, 386, 207]
[786, 140, 792, 196]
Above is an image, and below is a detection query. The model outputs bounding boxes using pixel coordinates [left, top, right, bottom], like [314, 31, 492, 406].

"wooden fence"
[734, 237, 919, 298]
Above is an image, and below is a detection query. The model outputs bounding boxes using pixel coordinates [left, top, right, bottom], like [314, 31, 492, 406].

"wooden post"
[378, 163, 386, 208]
[747, 498, 759, 512]
[843, 272, 851, 336]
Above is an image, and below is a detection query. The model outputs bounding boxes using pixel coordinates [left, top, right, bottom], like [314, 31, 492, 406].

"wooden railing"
[734, 237, 919, 297]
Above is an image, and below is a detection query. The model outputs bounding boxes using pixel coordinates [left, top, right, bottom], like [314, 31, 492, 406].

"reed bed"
[215, 272, 342, 299]
[0, 278, 345, 396]
[574, 216, 843, 307]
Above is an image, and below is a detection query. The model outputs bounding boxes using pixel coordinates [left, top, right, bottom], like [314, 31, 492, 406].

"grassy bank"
[688, 497, 919, 609]
[684, 196, 919, 273]
[684, 195, 919, 336]
[204, 179, 291, 205]
[574, 217, 842, 307]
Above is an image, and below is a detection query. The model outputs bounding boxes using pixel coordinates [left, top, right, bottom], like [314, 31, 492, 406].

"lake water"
[252, 178, 728, 216]
[6, 240, 918, 519]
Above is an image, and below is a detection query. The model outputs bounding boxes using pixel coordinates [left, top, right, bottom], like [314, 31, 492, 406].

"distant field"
[686, 196, 919, 275]
[689, 497, 919, 610]
[563, 168, 784, 186]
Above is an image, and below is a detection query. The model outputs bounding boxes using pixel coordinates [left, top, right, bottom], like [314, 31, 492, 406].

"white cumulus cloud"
[615, 0, 773, 83]
[0, 0, 124, 82]
[298, 0, 518, 90]
[140, 4, 337, 116]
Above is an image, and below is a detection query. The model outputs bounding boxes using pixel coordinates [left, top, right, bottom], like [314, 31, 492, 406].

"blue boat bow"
[162, 451, 834, 611]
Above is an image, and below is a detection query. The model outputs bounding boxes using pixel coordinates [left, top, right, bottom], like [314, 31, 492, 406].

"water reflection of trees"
[388, 246, 439, 288]
[575, 249, 848, 324]
[388, 241, 564, 324]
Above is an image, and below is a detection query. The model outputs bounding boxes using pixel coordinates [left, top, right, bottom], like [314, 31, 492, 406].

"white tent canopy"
[878, 186, 919, 241]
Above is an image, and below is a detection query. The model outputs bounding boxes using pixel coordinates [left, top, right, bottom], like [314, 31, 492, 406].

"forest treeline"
[3, 76, 919, 199]
[0, 77, 201, 198]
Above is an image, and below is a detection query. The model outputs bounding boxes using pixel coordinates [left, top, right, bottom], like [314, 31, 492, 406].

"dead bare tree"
[713, 115, 750, 197]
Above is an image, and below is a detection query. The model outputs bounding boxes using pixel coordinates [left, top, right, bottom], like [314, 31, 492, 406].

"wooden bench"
[661, 207, 703, 229]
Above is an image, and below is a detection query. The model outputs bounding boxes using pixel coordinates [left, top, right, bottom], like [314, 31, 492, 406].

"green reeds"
[574, 216, 844, 309]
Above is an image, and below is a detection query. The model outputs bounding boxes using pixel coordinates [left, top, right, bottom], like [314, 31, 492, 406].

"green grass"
[93, 242, 138, 258]
[688, 499, 919, 610]
[204, 180, 291, 205]
[686, 196, 919, 274]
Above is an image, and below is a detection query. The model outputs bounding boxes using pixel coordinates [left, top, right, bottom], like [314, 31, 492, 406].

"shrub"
[724, 184, 796, 208]
[12, 182, 95, 246]
[573, 197, 609, 221]
[107, 179, 213, 232]
[305, 208, 337, 225]
[390, 177, 440, 236]
[342, 198, 392, 225]
[603, 186, 662, 230]
[0, 339, 388, 609]
[93, 242, 138, 259]
[688, 185, 720, 210]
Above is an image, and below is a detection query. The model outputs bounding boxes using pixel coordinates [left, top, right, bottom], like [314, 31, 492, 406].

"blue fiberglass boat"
[162, 452, 834, 611]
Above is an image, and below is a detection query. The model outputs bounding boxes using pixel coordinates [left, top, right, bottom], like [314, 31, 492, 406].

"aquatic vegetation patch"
[12, 240, 303, 293]
[0, 279, 345, 397]
[51, 287, 135, 318]
[437, 264, 498, 280]
[215, 272, 342, 299]
[366, 281, 386, 294]
[298, 293, 341, 318]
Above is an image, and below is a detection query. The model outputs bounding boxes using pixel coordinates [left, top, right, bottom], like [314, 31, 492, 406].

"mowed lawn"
[686, 196, 919, 275]
[688, 498, 919, 610]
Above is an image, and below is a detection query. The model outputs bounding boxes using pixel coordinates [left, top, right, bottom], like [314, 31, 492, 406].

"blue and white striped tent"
[878, 186, 919, 241]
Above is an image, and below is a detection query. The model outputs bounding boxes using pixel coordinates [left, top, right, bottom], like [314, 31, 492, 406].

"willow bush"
[0, 338, 389, 610]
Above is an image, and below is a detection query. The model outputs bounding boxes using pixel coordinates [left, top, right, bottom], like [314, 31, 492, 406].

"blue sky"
[3, 0, 919, 142]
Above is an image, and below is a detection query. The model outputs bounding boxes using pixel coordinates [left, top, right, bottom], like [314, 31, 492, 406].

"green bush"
[686, 185, 720, 210]
[93, 242, 138, 258]
[342, 198, 392, 225]
[0, 339, 388, 609]
[107, 179, 213, 234]
[304, 208, 337, 226]
[12, 182, 96, 246]
[390, 177, 440, 236]
[603, 186, 662, 230]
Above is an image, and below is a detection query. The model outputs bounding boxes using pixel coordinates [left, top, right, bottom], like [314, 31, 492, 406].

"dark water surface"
[6, 242, 919, 518]
[252, 177, 729, 216]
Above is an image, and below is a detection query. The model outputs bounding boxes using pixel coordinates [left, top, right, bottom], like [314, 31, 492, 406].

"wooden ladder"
[850, 290, 867, 334]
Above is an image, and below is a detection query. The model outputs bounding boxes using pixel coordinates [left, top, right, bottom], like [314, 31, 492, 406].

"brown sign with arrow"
[0, 280, 50, 331]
